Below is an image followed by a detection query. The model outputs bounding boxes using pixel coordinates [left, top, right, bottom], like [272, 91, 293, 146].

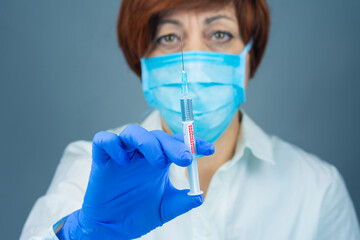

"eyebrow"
[204, 15, 234, 24]
[158, 14, 234, 27]
[158, 19, 182, 27]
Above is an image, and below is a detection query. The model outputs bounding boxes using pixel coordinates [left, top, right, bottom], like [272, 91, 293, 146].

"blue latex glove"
[56, 124, 215, 239]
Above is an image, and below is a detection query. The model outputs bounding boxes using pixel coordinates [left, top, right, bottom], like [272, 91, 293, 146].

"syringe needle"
[181, 35, 184, 71]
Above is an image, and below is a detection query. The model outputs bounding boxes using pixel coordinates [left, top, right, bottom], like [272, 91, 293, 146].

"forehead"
[159, 4, 236, 23]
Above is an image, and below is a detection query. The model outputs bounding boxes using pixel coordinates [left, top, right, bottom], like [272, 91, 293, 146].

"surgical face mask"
[141, 41, 252, 143]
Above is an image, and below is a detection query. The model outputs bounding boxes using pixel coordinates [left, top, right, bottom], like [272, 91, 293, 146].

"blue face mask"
[141, 40, 252, 143]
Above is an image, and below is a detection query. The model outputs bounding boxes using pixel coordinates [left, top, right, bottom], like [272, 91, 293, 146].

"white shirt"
[20, 110, 360, 240]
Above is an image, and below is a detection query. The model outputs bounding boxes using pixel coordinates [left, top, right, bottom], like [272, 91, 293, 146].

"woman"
[21, 0, 360, 239]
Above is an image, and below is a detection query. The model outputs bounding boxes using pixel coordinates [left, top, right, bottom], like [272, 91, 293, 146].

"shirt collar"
[234, 109, 276, 165]
[140, 109, 275, 165]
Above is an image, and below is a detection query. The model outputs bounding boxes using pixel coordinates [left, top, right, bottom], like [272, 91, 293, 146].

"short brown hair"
[117, 0, 270, 79]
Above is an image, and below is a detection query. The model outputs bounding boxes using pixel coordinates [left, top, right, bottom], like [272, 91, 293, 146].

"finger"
[119, 124, 167, 168]
[92, 131, 130, 166]
[161, 185, 203, 224]
[173, 133, 215, 156]
[151, 130, 193, 167]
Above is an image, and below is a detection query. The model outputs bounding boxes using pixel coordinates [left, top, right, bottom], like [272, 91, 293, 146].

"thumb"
[160, 185, 203, 223]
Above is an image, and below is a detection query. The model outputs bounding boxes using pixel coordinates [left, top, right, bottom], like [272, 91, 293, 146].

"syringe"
[180, 35, 203, 196]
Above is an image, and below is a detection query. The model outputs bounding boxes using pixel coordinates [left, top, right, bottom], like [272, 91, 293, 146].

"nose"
[181, 33, 208, 52]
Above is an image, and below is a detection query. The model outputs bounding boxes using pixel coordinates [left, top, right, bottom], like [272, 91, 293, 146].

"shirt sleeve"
[316, 166, 360, 240]
[19, 141, 92, 240]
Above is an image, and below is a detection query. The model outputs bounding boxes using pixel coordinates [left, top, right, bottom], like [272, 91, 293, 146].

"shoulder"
[62, 140, 92, 160]
[268, 136, 360, 238]
[48, 140, 94, 193]
[270, 136, 340, 193]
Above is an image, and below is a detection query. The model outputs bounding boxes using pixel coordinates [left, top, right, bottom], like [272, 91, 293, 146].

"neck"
[161, 111, 242, 197]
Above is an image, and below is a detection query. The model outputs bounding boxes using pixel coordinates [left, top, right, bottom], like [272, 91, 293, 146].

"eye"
[156, 34, 179, 45]
[211, 31, 233, 41]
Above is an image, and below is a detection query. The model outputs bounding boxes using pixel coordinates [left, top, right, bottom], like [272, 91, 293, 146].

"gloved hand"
[56, 124, 215, 240]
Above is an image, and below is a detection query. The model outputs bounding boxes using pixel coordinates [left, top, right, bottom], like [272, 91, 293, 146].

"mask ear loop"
[240, 39, 253, 56]
[237, 39, 253, 106]
[238, 39, 253, 75]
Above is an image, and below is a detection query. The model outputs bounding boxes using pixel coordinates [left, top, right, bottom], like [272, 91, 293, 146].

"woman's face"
[145, 4, 250, 87]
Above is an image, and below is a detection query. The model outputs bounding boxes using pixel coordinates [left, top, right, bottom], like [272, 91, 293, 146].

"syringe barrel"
[181, 96, 203, 196]
[180, 97, 193, 122]
[182, 119, 202, 195]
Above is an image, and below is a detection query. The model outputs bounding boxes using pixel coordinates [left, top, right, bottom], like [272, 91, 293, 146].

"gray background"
[0, 0, 359, 239]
